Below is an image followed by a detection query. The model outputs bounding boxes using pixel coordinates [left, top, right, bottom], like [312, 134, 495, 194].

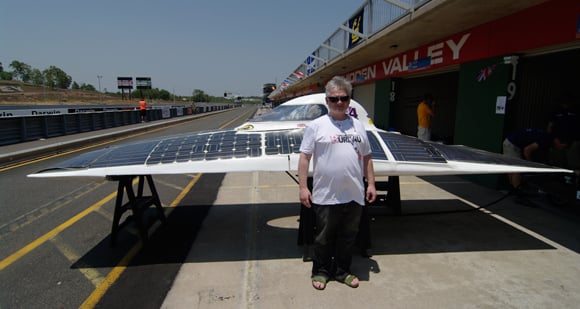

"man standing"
[417, 94, 435, 141]
[298, 76, 377, 290]
[139, 98, 147, 122]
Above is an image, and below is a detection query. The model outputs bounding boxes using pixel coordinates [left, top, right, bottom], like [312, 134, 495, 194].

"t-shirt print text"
[331, 134, 362, 144]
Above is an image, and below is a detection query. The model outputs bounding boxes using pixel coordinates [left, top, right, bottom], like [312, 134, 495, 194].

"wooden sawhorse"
[108, 175, 166, 246]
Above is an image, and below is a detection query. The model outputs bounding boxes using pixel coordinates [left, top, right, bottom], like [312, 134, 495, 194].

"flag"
[306, 52, 317, 76]
[477, 65, 496, 82]
[348, 9, 364, 49]
[293, 71, 304, 79]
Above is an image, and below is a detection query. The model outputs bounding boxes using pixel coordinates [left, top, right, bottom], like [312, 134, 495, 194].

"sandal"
[311, 275, 328, 290]
[337, 274, 359, 288]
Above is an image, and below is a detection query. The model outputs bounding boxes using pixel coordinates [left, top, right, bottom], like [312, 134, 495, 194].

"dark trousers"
[311, 201, 362, 279]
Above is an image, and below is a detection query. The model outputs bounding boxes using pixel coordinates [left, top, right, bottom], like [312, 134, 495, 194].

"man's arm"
[363, 154, 377, 203]
[523, 142, 539, 160]
[298, 152, 313, 208]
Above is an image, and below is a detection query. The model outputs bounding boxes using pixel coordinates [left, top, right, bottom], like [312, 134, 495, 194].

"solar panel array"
[51, 129, 494, 171]
[378, 131, 447, 163]
[430, 142, 556, 168]
[37, 126, 567, 177]
[368, 132, 388, 160]
[141, 130, 311, 165]
[146, 130, 262, 164]
[264, 130, 303, 155]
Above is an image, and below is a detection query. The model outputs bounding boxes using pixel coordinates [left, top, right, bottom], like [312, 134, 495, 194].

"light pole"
[97, 75, 102, 103]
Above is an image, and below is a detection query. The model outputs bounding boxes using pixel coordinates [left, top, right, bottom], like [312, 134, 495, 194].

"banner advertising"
[136, 77, 152, 90]
[117, 77, 133, 89]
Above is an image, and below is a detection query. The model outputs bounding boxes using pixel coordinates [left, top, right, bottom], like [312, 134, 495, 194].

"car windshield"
[251, 104, 328, 122]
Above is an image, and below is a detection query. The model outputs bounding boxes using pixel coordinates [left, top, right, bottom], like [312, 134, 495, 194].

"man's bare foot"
[311, 275, 327, 290]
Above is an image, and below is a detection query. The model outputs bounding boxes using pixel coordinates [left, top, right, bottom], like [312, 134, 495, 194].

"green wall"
[456, 57, 511, 188]
[373, 78, 392, 130]
[456, 57, 510, 152]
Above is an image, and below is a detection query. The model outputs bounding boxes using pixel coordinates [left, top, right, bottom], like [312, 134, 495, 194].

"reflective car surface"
[237, 93, 374, 132]
[250, 103, 327, 122]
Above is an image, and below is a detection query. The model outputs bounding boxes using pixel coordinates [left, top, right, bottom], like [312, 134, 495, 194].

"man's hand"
[366, 184, 377, 204]
[300, 187, 312, 208]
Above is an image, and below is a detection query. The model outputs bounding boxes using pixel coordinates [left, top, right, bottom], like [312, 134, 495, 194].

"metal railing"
[277, 0, 430, 93]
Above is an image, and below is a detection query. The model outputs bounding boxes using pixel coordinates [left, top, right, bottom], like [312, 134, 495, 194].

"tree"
[0, 72, 13, 80]
[0, 62, 13, 80]
[43, 65, 72, 89]
[10, 60, 32, 82]
[130, 88, 171, 100]
[158, 89, 171, 100]
[30, 69, 44, 85]
[80, 83, 96, 91]
[192, 89, 209, 102]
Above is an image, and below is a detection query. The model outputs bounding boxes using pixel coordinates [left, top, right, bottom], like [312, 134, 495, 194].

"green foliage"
[192, 89, 209, 102]
[78, 83, 96, 91]
[29, 69, 44, 85]
[131, 88, 171, 100]
[158, 89, 171, 100]
[43, 65, 72, 89]
[0, 71, 13, 80]
[10, 60, 32, 82]
[83, 84, 96, 91]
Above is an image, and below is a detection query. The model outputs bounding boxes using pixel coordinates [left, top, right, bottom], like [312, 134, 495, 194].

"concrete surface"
[161, 173, 580, 308]
[4, 110, 580, 308]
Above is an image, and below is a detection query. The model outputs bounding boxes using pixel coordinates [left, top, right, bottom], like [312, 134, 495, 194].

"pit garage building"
[273, 0, 580, 187]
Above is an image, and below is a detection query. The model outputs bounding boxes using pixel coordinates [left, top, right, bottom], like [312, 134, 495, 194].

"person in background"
[502, 128, 569, 191]
[416, 94, 435, 141]
[547, 93, 580, 169]
[139, 98, 147, 122]
[298, 76, 376, 290]
[547, 93, 579, 141]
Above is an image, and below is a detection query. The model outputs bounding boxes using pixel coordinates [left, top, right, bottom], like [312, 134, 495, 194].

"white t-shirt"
[300, 114, 371, 205]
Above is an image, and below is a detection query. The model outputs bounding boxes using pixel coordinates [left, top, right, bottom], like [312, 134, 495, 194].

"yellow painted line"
[168, 174, 202, 208]
[50, 235, 105, 287]
[2, 109, 240, 303]
[2, 110, 232, 267]
[0, 181, 108, 238]
[79, 174, 202, 309]
[220, 108, 256, 128]
[0, 189, 119, 271]
[79, 242, 143, 309]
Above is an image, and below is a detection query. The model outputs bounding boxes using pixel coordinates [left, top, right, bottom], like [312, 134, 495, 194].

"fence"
[0, 104, 234, 146]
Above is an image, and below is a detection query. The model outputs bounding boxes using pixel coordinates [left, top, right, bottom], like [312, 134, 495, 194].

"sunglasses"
[326, 95, 350, 103]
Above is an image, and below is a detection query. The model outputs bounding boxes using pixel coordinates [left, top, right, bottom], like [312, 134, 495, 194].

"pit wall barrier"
[0, 104, 234, 146]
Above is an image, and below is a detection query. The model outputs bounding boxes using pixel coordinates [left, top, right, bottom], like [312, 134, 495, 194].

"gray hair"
[325, 76, 352, 96]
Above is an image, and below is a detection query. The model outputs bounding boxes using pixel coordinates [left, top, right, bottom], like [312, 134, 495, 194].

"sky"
[1, 0, 364, 97]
